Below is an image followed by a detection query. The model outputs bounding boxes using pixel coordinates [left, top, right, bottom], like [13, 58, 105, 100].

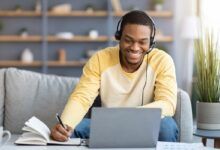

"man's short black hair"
[118, 10, 155, 39]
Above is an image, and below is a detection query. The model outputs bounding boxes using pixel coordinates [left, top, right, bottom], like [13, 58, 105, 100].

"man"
[51, 10, 178, 142]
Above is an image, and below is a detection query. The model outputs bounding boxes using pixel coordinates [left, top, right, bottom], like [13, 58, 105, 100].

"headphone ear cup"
[115, 31, 121, 40]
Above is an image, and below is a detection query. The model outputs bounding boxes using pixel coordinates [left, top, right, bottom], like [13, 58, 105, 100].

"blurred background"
[0, 0, 219, 116]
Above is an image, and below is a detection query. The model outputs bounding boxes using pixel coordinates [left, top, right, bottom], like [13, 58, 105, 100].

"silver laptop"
[89, 108, 161, 148]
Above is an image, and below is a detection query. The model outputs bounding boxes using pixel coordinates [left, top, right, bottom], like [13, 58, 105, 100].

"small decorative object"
[85, 49, 97, 58]
[51, 3, 72, 13]
[56, 32, 74, 39]
[128, 6, 139, 11]
[18, 27, 28, 37]
[14, 4, 22, 11]
[85, 4, 95, 13]
[194, 26, 220, 130]
[0, 21, 4, 33]
[35, 0, 41, 12]
[89, 30, 99, 39]
[111, 0, 123, 12]
[153, 0, 164, 11]
[58, 48, 66, 62]
[21, 48, 34, 63]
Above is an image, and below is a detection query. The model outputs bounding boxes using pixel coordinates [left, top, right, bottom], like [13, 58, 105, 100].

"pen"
[56, 113, 66, 129]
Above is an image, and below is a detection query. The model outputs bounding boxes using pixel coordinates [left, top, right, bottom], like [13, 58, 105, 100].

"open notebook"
[15, 116, 81, 146]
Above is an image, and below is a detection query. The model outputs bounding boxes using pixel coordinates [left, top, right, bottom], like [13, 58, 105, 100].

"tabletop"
[194, 129, 220, 139]
[0, 135, 154, 150]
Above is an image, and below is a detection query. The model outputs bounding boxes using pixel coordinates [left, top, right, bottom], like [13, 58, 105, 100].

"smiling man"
[51, 10, 178, 142]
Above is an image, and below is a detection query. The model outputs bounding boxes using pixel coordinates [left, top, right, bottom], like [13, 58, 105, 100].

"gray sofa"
[0, 68, 193, 142]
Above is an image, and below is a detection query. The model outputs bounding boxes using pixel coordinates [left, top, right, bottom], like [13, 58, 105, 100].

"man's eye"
[139, 41, 148, 45]
[124, 39, 132, 43]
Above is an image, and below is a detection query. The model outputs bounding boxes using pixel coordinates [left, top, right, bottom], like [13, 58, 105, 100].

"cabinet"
[0, 0, 174, 76]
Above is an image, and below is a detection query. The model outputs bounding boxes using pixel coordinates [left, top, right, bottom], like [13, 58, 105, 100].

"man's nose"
[130, 42, 140, 51]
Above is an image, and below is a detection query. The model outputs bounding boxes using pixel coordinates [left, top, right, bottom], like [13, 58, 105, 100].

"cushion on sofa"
[0, 69, 5, 126]
[4, 68, 79, 134]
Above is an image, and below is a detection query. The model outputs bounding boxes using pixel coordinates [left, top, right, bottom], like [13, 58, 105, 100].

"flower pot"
[197, 102, 220, 130]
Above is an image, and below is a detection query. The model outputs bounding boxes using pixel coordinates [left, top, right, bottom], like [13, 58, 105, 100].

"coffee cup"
[0, 126, 11, 145]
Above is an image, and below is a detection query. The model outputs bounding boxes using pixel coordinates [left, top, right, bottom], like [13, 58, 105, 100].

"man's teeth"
[128, 50, 142, 54]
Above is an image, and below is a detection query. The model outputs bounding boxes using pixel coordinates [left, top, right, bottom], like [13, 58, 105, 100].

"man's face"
[119, 24, 151, 66]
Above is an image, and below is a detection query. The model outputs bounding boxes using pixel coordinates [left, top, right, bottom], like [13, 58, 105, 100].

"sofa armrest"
[174, 89, 193, 142]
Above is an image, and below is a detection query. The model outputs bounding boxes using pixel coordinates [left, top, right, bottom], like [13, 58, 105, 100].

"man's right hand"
[50, 123, 73, 142]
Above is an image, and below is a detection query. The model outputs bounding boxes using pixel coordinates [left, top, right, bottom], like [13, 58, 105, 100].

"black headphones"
[115, 10, 156, 54]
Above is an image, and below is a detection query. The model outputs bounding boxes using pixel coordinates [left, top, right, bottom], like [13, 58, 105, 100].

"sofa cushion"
[0, 69, 5, 126]
[4, 68, 79, 134]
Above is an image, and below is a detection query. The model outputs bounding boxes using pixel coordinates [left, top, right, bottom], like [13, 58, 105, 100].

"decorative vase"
[58, 49, 66, 63]
[89, 30, 98, 39]
[154, 4, 163, 11]
[197, 102, 220, 130]
[21, 48, 33, 63]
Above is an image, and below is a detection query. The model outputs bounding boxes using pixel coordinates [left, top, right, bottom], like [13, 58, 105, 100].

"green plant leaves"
[194, 28, 220, 102]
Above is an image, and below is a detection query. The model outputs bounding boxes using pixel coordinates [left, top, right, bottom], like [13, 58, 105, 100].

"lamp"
[181, 15, 199, 96]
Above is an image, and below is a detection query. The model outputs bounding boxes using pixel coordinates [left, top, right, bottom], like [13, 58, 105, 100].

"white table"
[1, 135, 154, 150]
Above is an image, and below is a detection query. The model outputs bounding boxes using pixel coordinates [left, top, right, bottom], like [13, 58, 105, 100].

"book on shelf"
[15, 116, 81, 146]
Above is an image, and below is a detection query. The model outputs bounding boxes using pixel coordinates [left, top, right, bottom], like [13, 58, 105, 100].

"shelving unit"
[0, 0, 174, 76]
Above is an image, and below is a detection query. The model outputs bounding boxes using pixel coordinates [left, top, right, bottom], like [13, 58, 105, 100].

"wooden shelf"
[0, 35, 42, 42]
[0, 60, 86, 67]
[0, 35, 173, 42]
[0, 35, 108, 42]
[111, 35, 173, 42]
[47, 60, 86, 67]
[48, 10, 108, 17]
[155, 36, 173, 42]
[0, 10, 172, 18]
[47, 35, 109, 42]
[0, 61, 42, 67]
[113, 11, 173, 18]
[0, 10, 41, 17]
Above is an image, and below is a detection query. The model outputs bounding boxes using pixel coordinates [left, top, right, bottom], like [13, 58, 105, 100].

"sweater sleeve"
[61, 53, 101, 129]
[142, 54, 177, 117]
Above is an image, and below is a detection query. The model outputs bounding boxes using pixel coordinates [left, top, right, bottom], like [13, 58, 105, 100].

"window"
[200, 0, 220, 32]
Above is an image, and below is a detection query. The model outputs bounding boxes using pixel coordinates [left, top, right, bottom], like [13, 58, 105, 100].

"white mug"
[0, 126, 11, 145]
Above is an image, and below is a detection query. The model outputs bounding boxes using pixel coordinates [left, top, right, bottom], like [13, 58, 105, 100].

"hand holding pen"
[56, 113, 66, 129]
[50, 113, 73, 142]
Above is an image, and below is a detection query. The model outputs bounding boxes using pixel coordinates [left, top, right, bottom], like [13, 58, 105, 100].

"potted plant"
[194, 27, 220, 130]
[153, 0, 164, 11]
